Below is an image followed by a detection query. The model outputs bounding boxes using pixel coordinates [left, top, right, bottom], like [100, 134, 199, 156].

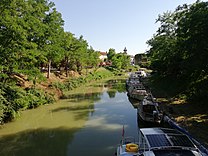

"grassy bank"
[51, 67, 114, 92]
[144, 75, 208, 148]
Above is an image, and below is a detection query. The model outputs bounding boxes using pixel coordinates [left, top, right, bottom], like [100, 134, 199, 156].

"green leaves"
[147, 1, 208, 101]
[0, 0, 102, 122]
[0, 0, 49, 78]
[107, 48, 130, 70]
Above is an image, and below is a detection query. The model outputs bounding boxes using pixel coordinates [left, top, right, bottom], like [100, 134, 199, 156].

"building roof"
[99, 52, 107, 56]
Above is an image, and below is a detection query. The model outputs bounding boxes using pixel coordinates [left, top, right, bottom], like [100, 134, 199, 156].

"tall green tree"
[147, 11, 179, 77]
[75, 36, 88, 74]
[86, 47, 100, 68]
[62, 32, 74, 77]
[175, 1, 208, 100]
[42, 7, 64, 78]
[0, 0, 65, 80]
[0, 0, 41, 82]
[147, 1, 208, 101]
[107, 48, 116, 61]
[107, 48, 130, 70]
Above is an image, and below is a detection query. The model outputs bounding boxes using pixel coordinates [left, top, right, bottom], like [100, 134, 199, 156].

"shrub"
[0, 83, 55, 123]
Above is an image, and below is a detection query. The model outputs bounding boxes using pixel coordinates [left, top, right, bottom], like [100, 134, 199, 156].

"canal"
[0, 78, 140, 156]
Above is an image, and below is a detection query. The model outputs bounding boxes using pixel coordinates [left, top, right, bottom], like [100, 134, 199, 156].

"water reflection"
[0, 127, 79, 156]
[61, 92, 101, 102]
[67, 92, 138, 156]
[128, 96, 141, 109]
[0, 78, 135, 156]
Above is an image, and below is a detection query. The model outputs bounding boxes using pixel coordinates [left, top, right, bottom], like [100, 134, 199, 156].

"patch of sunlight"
[188, 114, 208, 123]
[175, 116, 186, 123]
[175, 114, 208, 123]
[157, 98, 168, 103]
[86, 116, 124, 131]
[172, 99, 185, 105]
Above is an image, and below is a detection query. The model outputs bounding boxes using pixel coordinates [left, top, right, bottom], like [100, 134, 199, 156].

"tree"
[175, 1, 208, 100]
[86, 47, 100, 68]
[147, 10, 180, 78]
[75, 36, 88, 74]
[0, 0, 42, 82]
[107, 48, 116, 61]
[0, 0, 65, 80]
[42, 6, 65, 78]
[147, 1, 208, 100]
[62, 32, 74, 77]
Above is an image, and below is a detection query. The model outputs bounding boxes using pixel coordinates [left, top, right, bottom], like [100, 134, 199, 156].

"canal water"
[0, 78, 140, 156]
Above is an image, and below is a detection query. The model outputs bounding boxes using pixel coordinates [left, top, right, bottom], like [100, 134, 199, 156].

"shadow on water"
[0, 127, 79, 156]
[51, 104, 95, 120]
[127, 96, 141, 109]
[61, 92, 102, 103]
[0, 90, 98, 156]
[0, 78, 130, 156]
[0, 97, 98, 156]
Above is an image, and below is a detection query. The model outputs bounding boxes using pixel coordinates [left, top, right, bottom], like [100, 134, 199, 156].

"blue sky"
[51, 0, 197, 55]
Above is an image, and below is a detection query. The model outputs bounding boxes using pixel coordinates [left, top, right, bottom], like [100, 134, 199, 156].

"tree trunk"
[65, 57, 69, 77]
[47, 59, 51, 78]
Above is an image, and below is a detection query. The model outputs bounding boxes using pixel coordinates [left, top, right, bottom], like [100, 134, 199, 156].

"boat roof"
[142, 99, 156, 106]
[140, 128, 196, 149]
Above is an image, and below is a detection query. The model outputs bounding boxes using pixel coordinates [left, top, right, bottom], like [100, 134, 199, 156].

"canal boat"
[127, 84, 147, 101]
[137, 95, 162, 124]
[126, 76, 141, 90]
[116, 136, 141, 156]
[138, 127, 207, 156]
[135, 70, 147, 78]
[116, 127, 207, 156]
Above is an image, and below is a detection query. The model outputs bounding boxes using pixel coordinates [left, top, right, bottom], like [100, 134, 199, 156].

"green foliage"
[107, 48, 116, 60]
[0, 0, 101, 123]
[107, 48, 131, 70]
[0, 0, 53, 81]
[61, 32, 100, 77]
[147, 1, 208, 101]
[52, 68, 114, 91]
[0, 83, 55, 123]
[0, 0, 129, 124]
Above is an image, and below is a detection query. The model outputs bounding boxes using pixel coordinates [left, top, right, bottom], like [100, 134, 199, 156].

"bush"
[0, 83, 55, 123]
[52, 68, 114, 92]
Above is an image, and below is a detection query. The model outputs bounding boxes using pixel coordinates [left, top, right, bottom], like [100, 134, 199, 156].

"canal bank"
[141, 75, 208, 149]
[0, 67, 125, 124]
[0, 77, 138, 156]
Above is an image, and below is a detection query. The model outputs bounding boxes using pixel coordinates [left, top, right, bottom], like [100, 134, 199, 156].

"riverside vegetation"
[145, 1, 208, 147]
[0, 0, 133, 124]
[0, 66, 133, 124]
